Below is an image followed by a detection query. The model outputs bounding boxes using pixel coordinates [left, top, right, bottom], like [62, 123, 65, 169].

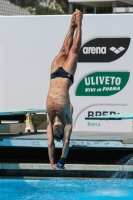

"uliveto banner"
[76, 72, 130, 96]
[0, 14, 133, 132]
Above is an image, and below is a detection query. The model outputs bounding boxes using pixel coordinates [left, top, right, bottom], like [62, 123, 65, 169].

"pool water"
[0, 178, 133, 200]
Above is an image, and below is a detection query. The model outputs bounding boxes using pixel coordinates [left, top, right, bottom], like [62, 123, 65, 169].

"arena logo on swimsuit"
[78, 38, 131, 62]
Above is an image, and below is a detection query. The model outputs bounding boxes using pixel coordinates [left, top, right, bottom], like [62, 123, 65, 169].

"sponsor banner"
[78, 38, 130, 62]
[0, 15, 133, 132]
[76, 72, 130, 96]
[74, 105, 132, 132]
[0, 46, 4, 109]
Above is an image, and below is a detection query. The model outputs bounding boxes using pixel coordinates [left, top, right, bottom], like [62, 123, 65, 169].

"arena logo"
[78, 38, 131, 62]
[109, 46, 125, 54]
[83, 47, 106, 54]
[76, 72, 130, 96]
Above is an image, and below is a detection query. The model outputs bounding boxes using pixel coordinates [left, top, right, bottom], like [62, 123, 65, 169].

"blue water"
[0, 178, 133, 200]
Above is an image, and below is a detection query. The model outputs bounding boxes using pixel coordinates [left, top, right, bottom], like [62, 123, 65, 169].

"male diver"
[46, 9, 83, 170]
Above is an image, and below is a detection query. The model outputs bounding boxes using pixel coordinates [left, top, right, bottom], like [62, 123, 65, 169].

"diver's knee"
[60, 47, 69, 57]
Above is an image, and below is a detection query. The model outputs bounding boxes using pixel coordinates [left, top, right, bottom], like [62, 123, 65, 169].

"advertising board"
[0, 14, 132, 131]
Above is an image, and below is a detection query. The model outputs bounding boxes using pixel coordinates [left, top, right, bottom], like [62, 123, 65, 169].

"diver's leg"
[63, 9, 82, 75]
[51, 11, 77, 73]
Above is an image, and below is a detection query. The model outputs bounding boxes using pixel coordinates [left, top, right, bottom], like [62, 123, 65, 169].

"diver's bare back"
[46, 77, 71, 124]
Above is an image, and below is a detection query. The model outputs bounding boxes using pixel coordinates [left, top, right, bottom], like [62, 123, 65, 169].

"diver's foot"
[51, 163, 59, 170]
[71, 11, 77, 28]
[75, 9, 83, 26]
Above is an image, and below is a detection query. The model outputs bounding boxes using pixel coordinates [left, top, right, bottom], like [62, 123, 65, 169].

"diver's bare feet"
[75, 9, 83, 26]
[51, 163, 59, 170]
[70, 11, 77, 28]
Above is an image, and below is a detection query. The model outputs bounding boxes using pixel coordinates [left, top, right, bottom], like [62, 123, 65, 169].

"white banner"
[0, 46, 4, 109]
[0, 15, 133, 131]
[74, 105, 131, 132]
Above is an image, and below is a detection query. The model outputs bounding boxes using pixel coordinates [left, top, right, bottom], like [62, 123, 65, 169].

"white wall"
[0, 14, 133, 131]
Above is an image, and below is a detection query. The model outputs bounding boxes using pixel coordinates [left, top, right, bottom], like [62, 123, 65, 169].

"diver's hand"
[51, 163, 59, 170]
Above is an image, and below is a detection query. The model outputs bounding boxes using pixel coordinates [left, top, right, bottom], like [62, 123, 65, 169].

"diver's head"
[53, 123, 64, 142]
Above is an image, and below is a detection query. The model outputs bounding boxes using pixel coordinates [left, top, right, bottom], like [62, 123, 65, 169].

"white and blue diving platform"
[0, 111, 133, 149]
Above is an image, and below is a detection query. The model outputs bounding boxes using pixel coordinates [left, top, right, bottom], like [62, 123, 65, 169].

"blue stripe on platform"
[0, 109, 46, 116]
[0, 138, 133, 148]
[90, 113, 133, 120]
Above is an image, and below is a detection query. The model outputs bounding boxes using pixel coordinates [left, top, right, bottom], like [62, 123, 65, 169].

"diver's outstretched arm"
[47, 118, 58, 170]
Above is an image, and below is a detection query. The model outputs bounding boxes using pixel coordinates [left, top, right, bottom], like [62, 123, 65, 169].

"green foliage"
[26, 7, 35, 14]
[24, 0, 37, 7]
[56, 0, 68, 13]
[35, 5, 63, 15]
[9, 0, 113, 15]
